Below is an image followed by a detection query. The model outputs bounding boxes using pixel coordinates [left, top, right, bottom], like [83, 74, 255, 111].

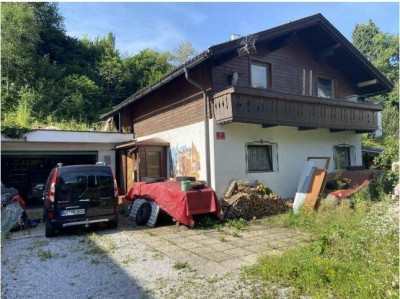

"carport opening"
[1, 152, 97, 206]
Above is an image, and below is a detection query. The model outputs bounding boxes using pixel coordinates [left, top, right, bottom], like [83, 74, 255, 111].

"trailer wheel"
[136, 202, 152, 225]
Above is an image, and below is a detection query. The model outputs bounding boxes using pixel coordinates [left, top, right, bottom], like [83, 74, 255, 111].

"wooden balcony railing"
[213, 86, 381, 132]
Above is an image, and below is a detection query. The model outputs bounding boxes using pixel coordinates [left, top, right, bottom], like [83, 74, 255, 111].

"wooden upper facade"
[102, 14, 392, 136]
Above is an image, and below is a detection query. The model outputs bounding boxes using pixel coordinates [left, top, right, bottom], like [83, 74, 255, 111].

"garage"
[1, 129, 133, 206]
[1, 151, 98, 204]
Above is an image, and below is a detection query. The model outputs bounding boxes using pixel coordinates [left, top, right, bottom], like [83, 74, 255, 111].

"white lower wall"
[210, 121, 362, 199]
[135, 120, 362, 200]
[137, 122, 207, 180]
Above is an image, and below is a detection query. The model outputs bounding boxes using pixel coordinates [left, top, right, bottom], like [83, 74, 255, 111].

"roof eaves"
[316, 14, 394, 93]
[100, 49, 212, 119]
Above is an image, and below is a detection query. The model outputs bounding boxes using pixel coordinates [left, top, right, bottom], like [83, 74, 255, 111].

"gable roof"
[101, 13, 393, 119]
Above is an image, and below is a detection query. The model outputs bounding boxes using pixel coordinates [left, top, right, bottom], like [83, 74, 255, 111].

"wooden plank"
[304, 169, 327, 210]
[222, 192, 247, 207]
[224, 181, 237, 198]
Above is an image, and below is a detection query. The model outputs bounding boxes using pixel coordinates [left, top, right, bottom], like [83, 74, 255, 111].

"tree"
[30, 3, 66, 63]
[1, 3, 40, 111]
[170, 40, 197, 65]
[1, 3, 185, 127]
[352, 20, 399, 181]
[123, 49, 173, 91]
[352, 20, 399, 142]
[57, 75, 104, 123]
[96, 33, 125, 105]
[352, 20, 380, 62]
[352, 20, 399, 107]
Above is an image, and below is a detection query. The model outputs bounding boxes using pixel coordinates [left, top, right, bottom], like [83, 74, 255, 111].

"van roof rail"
[96, 162, 106, 166]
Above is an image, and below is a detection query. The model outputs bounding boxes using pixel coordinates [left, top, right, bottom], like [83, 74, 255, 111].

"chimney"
[230, 34, 241, 41]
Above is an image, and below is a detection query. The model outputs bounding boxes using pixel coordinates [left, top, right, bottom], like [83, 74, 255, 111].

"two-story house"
[101, 14, 392, 199]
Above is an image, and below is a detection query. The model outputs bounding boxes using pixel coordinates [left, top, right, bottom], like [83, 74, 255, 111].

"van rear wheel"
[45, 218, 56, 238]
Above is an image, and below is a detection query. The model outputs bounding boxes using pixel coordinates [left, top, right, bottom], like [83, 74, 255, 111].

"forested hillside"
[1, 2, 182, 130]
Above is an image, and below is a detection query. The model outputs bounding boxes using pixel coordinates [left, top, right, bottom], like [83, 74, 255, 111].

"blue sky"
[59, 2, 399, 56]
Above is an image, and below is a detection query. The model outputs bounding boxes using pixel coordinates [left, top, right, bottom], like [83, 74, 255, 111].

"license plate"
[60, 209, 85, 216]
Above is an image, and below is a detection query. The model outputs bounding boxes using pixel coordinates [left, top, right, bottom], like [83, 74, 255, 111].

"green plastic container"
[181, 180, 191, 191]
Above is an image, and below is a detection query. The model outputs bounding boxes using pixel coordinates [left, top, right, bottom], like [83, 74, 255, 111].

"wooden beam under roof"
[357, 79, 379, 88]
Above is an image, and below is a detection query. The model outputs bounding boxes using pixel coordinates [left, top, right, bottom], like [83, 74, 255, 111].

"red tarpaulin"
[125, 181, 222, 227]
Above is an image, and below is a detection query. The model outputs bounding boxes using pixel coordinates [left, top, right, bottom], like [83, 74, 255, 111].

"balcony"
[213, 86, 381, 132]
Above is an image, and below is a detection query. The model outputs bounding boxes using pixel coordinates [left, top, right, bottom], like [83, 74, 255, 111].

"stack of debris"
[222, 180, 288, 220]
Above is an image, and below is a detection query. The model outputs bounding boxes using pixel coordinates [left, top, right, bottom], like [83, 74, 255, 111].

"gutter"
[184, 67, 211, 185]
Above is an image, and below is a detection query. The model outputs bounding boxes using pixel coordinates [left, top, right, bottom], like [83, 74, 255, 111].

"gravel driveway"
[1, 215, 304, 298]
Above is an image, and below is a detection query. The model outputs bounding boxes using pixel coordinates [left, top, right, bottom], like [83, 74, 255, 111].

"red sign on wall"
[216, 132, 225, 140]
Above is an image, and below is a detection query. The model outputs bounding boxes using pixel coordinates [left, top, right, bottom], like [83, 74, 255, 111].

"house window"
[246, 143, 277, 172]
[251, 62, 270, 89]
[317, 77, 334, 98]
[333, 146, 351, 170]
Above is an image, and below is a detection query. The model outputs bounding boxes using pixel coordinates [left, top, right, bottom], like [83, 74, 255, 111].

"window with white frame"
[251, 62, 270, 89]
[246, 142, 278, 172]
[333, 145, 354, 170]
[317, 77, 334, 99]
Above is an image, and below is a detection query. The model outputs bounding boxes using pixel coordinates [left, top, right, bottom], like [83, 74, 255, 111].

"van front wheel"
[45, 218, 56, 238]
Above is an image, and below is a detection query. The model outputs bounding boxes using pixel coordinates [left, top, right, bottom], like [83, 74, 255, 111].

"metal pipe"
[184, 67, 211, 184]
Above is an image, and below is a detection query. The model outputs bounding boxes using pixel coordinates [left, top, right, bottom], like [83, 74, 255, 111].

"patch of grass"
[196, 215, 220, 228]
[226, 218, 248, 231]
[86, 246, 107, 255]
[214, 223, 223, 232]
[86, 233, 117, 255]
[219, 235, 227, 242]
[247, 199, 399, 298]
[27, 240, 50, 251]
[149, 248, 165, 260]
[147, 231, 157, 237]
[232, 231, 241, 238]
[38, 249, 54, 261]
[173, 261, 190, 270]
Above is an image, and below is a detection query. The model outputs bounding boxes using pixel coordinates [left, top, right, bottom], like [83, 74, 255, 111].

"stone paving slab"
[118, 216, 312, 275]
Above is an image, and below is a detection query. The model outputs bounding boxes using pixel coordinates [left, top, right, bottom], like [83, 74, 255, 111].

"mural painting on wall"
[170, 142, 201, 178]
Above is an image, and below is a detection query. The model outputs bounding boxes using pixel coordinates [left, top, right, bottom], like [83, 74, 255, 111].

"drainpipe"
[184, 67, 211, 185]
